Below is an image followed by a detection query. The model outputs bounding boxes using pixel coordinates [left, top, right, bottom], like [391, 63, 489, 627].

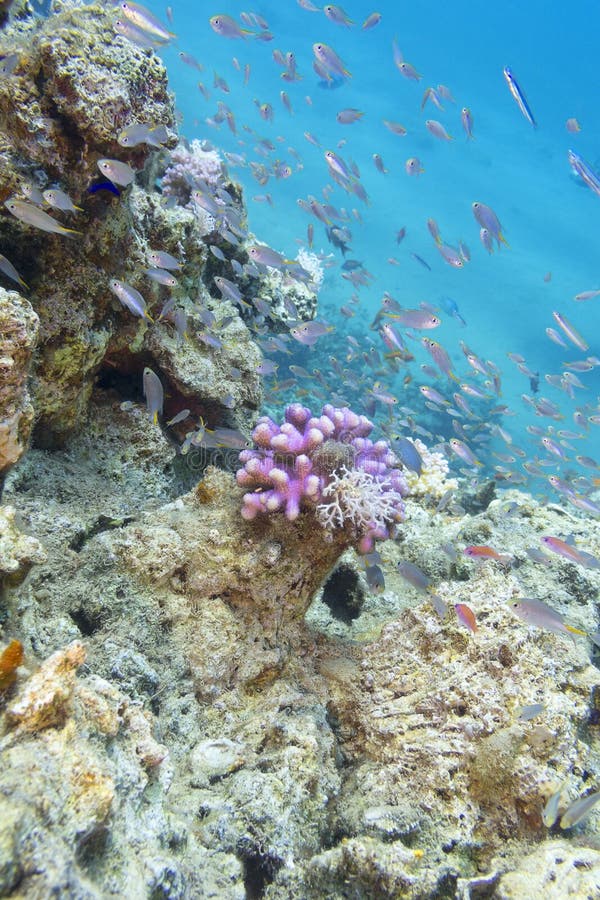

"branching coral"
[316, 466, 405, 553]
[236, 404, 407, 553]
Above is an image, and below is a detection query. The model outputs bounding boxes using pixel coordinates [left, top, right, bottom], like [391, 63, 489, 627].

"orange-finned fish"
[455, 603, 477, 633]
[463, 545, 510, 562]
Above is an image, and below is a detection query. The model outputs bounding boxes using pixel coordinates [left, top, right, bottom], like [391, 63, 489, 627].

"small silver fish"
[365, 564, 385, 594]
[143, 267, 178, 287]
[559, 791, 600, 829]
[517, 703, 545, 722]
[4, 199, 81, 237]
[503, 66, 536, 128]
[119, 0, 175, 42]
[109, 279, 152, 320]
[542, 783, 566, 827]
[113, 17, 166, 48]
[97, 159, 136, 187]
[396, 560, 430, 592]
[143, 367, 163, 423]
[118, 123, 169, 148]
[43, 188, 82, 213]
[0, 253, 28, 289]
[147, 250, 181, 270]
[166, 409, 190, 426]
[510, 598, 586, 638]
[0, 53, 20, 76]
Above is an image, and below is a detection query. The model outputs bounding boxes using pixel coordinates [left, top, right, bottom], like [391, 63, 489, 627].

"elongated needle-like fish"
[503, 66, 536, 128]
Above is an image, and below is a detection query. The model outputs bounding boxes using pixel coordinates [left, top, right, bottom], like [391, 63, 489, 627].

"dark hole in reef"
[96, 357, 151, 403]
[69, 606, 103, 637]
[432, 867, 460, 899]
[75, 824, 110, 871]
[240, 848, 282, 900]
[96, 353, 224, 433]
[321, 563, 365, 624]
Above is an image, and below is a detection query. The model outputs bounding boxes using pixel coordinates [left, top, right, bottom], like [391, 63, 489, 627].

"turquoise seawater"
[154, 0, 600, 499]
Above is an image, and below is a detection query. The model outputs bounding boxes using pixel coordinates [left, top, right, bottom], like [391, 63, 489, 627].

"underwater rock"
[0, 503, 46, 581]
[0, 1, 175, 199]
[0, 288, 38, 478]
[494, 839, 600, 898]
[110, 465, 354, 640]
[292, 835, 434, 899]
[1, 391, 600, 896]
[458, 478, 497, 514]
[6, 638, 86, 731]
[0, 641, 181, 899]
[0, 6, 262, 446]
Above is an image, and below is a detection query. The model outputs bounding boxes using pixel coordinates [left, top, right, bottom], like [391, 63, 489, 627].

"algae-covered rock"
[0, 503, 46, 580]
[0, 1, 175, 200]
[0, 640, 179, 899]
[495, 839, 600, 898]
[0, 288, 38, 477]
[6, 638, 86, 731]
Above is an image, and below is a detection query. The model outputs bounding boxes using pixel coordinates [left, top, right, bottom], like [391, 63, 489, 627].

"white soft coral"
[316, 465, 403, 532]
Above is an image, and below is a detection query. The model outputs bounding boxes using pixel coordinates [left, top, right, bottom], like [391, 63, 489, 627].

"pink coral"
[236, 403, 408, 553]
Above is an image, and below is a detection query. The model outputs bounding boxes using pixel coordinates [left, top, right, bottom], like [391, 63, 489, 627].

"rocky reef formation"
[0, 1, 267, 455]
[0, 288, 38, 477]
[2, 392, 600, 897]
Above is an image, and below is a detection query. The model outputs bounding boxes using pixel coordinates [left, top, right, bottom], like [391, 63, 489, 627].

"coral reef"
[237, 403, 407, 552]
[0, 640, 172, 898]
[0, 1, 174, 200]
[1, 398, 600, 896]
[253, 248, 321, 328]
[161, 139, 226, 207]
[1, 4, 599, 900]
[0, 2, 264, 450]
[0, 288, 38, 477]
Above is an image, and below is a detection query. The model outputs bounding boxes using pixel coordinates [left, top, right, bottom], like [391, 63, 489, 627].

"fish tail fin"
[73, 204, 84, 212]
[18, 278, 29, 290]
[343, 67, 352, 78]
[499, 232, 510, 248]
[565, 625, 587, 636]
[62, 227, 83, 238]
[449, 371, 460, 383]
[153, 411, 158, 425]
[144, 312, 155, 323]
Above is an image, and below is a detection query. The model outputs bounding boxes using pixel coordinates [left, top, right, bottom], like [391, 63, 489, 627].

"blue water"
[153, 0, 600, 499]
